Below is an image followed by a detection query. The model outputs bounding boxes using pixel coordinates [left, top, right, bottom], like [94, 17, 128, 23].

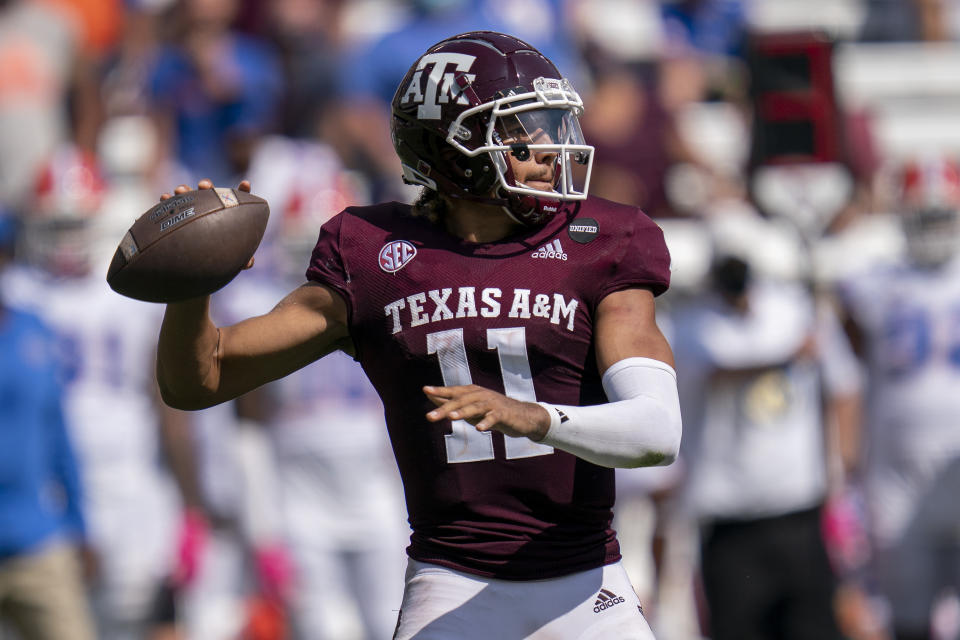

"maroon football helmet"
[391, 31, 594, 226]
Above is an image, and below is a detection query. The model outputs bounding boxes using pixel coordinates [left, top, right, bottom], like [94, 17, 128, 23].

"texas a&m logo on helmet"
[389, 32, 595, 228]
[398, 53, 477, 120]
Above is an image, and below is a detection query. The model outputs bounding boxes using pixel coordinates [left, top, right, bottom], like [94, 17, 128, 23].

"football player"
[241, 137, 408, 640]
[156, 32, 681, 639]
[837, 154, 960, 640]
[6, 145, 188, 640]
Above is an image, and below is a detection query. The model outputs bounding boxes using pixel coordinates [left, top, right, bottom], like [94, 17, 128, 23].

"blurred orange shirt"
[41, 0, 122, 56]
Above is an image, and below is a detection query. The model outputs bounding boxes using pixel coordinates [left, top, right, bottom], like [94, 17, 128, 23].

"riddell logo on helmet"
[379, 240, 417, 273]
[400, 53, 477, 120]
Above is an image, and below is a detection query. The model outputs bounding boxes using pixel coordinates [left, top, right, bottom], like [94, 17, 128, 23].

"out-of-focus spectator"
[99, 2, 166, 120]
[860, 0, 957, 42]
[668, 214, 858, 640]
[337, 0, 577, 111]
[44, 0, 123, 57]
[571, 1, 744, 218]
[659, 0, 751, 108]
[579, 60, 712, 217]
[262, 0, 347, 140]
[0, 0, 87, 212]
[578, 52, 742, 218]
[836, 154, 960, 640]
[0, 212, 95, 640]
[42, 0, 126, 152]
[328, 0, 579, 202]
[147, 0, 283, 185]
[661, 0, 749, 60]
[3, 145, 185, 640]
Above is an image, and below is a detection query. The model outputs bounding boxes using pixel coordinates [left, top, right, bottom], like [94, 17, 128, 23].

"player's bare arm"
[592, 286, 674, 371]
[424, 287, 681, 467]
[157, 181, 350, 411]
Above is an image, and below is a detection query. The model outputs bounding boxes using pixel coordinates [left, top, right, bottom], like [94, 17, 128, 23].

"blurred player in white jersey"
[175, 283, 292, 640]
[837, 155, 960, 640]
[177, 136, 405, 640]
[2, 145, 185, 639]
[246, 136, 408, 640]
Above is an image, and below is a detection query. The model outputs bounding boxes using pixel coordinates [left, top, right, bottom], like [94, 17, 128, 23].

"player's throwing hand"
[159, 179, 256, 271]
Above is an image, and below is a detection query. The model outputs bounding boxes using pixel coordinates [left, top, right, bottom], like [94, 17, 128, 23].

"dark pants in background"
[700, 505, 843, 640]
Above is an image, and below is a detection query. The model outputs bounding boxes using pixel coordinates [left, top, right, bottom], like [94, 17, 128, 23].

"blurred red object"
[32, 145, 105, 220]
[747, 30, 843, 166]
[254, 543, 293, 602]
[898, 155, 960, 209]
[821, 488, 870, 575]
[171, 508, 208, 588]
[240, 595, 288, 640]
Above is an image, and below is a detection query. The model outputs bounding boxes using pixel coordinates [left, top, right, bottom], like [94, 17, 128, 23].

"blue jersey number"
[56, 330, 125, 388]
[879, 305, 960, 376]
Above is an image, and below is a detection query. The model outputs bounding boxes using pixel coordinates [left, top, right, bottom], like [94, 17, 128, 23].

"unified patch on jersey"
[379, 240, 417, 273]
[568, 218, 599, 244]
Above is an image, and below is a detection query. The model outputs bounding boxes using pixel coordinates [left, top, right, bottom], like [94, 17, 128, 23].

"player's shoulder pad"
[571, 196, 671, 296]
[575, 196, 661, 238]
[339, 201, 410, 222]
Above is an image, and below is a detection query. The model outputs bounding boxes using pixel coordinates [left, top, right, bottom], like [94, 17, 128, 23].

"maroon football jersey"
[306, 195, 670, 580]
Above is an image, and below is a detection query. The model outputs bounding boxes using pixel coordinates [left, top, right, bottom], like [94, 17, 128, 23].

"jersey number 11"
[427, 327, 555, 464]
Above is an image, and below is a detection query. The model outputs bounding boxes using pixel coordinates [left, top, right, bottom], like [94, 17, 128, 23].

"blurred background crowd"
[2, 0, 960, 639]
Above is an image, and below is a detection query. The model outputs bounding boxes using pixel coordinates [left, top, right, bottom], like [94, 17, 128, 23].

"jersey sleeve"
[595, 213, 671, 300]
[305, 211, 355, 314]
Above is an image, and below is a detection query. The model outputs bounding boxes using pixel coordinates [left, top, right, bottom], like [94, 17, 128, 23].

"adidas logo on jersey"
[593, 589, 626, 613]
[532, 239, 567, 260]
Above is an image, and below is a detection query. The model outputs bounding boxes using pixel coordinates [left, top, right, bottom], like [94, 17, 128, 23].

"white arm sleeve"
[537, 357, 682, 469]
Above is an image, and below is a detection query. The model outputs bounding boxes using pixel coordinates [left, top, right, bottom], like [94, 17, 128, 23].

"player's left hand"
[424, 385, 552, 441]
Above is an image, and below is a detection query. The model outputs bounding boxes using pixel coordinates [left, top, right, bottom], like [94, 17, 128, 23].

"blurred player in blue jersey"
[0, 212, 95, 640]
[838, 155, 960, 640]
[6, 146, 187, 640]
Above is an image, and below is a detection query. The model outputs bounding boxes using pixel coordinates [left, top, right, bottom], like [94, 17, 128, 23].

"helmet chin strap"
[445, 188, 556, 227]
[445, 189, 511, 209]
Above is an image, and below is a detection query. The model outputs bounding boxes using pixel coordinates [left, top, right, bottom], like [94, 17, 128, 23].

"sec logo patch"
[379, 240, 417, 273]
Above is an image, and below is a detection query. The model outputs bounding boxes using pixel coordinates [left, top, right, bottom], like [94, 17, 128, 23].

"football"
[106, 187, 270, 303]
